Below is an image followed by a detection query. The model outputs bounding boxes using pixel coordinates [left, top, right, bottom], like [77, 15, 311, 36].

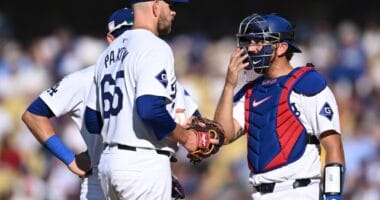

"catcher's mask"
[236, 13, 301, 73]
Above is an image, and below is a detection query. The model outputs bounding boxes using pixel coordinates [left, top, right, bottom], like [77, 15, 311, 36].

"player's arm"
[320, 130, 345, 200]
[84, 80, 103, 134]
[21, 71, 94, 177]
[320, 130, 345, 164]
[309, 87, 345, 200]
[136, 95, 201, 151]
[214, 48, 248, 144]
[22, 98, 87, 177]
[214, 82, 243, 144]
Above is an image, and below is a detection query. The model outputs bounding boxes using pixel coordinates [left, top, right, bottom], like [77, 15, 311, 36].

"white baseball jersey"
[40, 65, 104, 200]
[88, 29, 178, 152]
[174, 82, 198, 120]
[233, 86, 341, 185]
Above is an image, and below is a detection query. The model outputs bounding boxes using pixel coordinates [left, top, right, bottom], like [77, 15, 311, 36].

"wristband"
[323, 163, 345, 197]
[43, 135, 75, 165]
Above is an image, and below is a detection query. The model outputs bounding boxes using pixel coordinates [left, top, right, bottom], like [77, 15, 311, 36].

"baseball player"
[85, 0, 216, 199]
[214, 13, 345, 200]
[21, 8, 134, 200]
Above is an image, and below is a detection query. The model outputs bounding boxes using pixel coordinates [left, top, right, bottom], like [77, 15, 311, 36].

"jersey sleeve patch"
[155, 69, 168, 88]
[184, 89, 190, 96]
[293, 70, 327, 96]
[46, 82, 60, 96]
[319, 102, 334, 121]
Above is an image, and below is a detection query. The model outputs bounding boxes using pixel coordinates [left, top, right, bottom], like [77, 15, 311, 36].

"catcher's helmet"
[236, 13, 301, 71]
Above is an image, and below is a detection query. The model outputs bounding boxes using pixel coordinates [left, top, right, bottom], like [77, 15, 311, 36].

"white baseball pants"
[99, 145, 172, 200]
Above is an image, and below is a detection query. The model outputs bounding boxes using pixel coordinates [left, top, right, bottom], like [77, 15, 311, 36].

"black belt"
[254, 178, 311, 194]
[307, 135, 319, 144]
[105, 144, 177, 162]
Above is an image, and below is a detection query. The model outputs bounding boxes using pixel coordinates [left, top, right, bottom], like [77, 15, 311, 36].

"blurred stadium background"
[1, 0, 380, 199]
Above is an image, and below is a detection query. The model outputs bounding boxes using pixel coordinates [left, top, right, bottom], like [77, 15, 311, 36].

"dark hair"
[285, 49, 294, 60]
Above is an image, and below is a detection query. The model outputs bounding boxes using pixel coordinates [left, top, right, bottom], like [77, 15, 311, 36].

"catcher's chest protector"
[244, 67, 315, 173]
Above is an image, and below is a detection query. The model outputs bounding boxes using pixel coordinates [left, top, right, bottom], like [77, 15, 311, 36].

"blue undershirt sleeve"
[136, 95, 176, 140]
[27, 97, 55, 118]
[84, 107, 103, 134]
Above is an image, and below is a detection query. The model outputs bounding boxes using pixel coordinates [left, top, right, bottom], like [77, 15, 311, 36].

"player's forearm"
[320, 131, 345, 165]
[320, 131, 345, 199]
[22, 100, 76, 166]
[324, 138, 345, 165]
[21, 111, 55, 143]
[23, 111, 77, 167]
[214, 84, 237, 143]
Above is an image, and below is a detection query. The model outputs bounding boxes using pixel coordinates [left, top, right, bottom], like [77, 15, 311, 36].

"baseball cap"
[107, 8, 134, 37]
[127, 0, 189, 5]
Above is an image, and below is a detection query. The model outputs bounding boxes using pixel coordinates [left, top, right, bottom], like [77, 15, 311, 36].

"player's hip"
[102, 135, 178, 153]
[98, 146, 172, 200]
[100, 144, 172, 170]
[249, 145, 322, 185]
[251, 178, 320, 200]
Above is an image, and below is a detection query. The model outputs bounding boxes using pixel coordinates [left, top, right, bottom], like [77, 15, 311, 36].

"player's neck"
[265, 61, 293, 78]
[133, 25, 158, 35]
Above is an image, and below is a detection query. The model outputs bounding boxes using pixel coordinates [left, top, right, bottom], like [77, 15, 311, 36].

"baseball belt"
[254, 178, 312, 194]
[104, 143, 177, 162]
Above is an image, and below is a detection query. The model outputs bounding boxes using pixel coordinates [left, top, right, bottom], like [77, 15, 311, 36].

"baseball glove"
[75, 150, 92, 176]
[186, 116, 225, 164]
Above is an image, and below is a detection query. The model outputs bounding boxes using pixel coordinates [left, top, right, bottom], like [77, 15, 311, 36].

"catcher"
[214, 13, 345, 200]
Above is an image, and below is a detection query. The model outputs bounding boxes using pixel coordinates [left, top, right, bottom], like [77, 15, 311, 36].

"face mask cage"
[235, 14, 291, 72]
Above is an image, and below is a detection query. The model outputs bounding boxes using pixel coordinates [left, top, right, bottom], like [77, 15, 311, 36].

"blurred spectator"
[0, 134, 21, 171]
[0, 98, 13, 141]
[329, 21, 367, 88]
[308, 20, 336, 75]
[343, 125, 377, 190]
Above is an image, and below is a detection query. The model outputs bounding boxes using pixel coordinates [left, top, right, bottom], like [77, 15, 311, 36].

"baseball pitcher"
[85, 0, 220, 199]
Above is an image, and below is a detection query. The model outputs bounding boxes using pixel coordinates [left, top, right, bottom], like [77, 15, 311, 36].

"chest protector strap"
[245, 66, 318, 173]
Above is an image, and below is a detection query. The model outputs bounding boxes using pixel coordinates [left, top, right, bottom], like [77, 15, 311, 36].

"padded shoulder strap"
[293, 67, 327, 96]
[233, 76, 264, 103]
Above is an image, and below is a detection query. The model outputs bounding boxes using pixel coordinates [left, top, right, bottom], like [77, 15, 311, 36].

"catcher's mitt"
[187, 116, 225, 164]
